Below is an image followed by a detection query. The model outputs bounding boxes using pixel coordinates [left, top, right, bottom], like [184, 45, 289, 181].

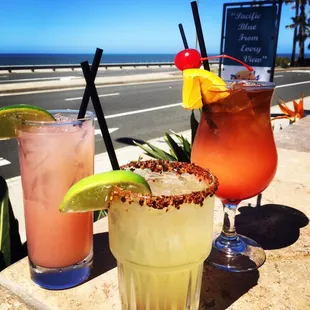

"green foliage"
[283, 0, 310, 64]
[134, 140, 177, 161]
[276, 56, 290, 68]
[134, 131, 191, 163]
[135, 112, 199, 163]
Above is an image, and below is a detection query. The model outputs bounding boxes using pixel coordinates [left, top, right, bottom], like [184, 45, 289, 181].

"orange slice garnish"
[182, 69, 229, 109]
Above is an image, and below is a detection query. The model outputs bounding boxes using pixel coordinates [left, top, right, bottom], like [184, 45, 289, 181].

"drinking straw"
[190, 1, 210, 71]
[80, 61, 120, 170]
[178, 23, 189, 49]
[78, 48, 103, 119]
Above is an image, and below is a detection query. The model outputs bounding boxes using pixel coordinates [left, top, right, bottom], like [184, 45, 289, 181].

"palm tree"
[283, 0, 310, 66]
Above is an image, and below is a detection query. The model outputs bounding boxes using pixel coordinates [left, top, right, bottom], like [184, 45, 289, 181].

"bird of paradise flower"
[271, 95, 305, 124]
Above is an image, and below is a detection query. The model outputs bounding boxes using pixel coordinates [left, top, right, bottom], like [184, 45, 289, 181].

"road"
[0, 69, 309, 180]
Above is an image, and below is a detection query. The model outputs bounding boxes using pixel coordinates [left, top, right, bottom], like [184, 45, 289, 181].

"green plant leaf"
[0, 179, 10, 269]
[163, 135, 176, 158]
[170, 131, 191, 156]
[181, 136, 191, 155]
[134, 141, 176, 161]
[164, 133, 190, 163]
[190, 111, 199, 144]
[144, 141, 177, 161]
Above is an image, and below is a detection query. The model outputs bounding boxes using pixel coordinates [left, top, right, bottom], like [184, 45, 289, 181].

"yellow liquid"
[109, 190, 214, 310]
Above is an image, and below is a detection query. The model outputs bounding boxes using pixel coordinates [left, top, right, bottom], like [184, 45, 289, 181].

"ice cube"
[136, 170, 206, 196]
[53, 113, 76, 123]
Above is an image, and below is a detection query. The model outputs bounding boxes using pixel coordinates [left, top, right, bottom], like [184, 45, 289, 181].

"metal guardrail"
[0, 61, 219, 73]
[0, 62, 176, 73]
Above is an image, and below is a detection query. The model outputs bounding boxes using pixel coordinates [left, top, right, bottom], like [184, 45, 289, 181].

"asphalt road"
[0, 70, 309, 179]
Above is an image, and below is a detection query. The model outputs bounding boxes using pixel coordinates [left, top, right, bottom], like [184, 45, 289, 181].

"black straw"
[191, 1, 210, 71]
[78, 48, 103, 119]
[178, 23, 189, 49]
[80, 61, 120, 170]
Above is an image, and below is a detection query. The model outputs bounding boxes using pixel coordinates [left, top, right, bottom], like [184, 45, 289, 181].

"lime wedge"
[59, 170, 152, 213]
[0, 104, 55, 140]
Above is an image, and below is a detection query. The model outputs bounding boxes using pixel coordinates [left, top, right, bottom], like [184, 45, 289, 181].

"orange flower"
[271, 96, 304, 123]
[293, 96, 304, 119]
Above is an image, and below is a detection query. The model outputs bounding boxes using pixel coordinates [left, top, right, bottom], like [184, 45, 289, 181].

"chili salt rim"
[110, 159, 218, 210]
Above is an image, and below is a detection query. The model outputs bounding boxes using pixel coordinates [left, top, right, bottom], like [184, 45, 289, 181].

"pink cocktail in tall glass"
[17, 109, 94, 289]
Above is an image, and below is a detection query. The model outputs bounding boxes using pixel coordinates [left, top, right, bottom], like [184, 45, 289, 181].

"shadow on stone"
[270, 112, 284, 118]
[87, 232, 116, 280]
[200, 264, 259, 309]
[236, 204, 309, 250]
[115, 137, 146, 146]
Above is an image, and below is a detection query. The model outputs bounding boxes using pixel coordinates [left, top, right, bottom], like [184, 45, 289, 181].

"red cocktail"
[192, 81, 277, 271]
[192, 83, 277, 203]
[175, 49, 277, 271]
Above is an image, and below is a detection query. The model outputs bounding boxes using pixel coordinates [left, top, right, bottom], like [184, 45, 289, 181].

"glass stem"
[214, 202, 246, 255]
[221, 203, 238, 240]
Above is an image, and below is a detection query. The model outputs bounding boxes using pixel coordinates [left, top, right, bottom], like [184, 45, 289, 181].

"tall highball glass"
[17, 110, 94, 289]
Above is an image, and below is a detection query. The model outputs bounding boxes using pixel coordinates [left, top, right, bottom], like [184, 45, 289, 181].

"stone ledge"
[275, 115, 310, 152]
[0, 146, 309, 309]
[0, 284, 33, 310]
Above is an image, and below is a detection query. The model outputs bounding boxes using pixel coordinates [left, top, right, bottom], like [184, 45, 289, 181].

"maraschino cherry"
[174, 48, 253, 72]
[174, 49, 201, 71]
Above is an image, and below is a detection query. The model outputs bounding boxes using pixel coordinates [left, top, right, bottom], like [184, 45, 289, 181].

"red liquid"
[191, 85, 277, 203]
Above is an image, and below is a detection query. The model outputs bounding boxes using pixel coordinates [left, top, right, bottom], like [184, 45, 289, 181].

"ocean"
[0, 52, 307, 67]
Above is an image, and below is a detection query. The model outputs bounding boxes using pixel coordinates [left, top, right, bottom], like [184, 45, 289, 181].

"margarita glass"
[109, 160, 218, 310]
[17, 109, 94, 289]
[191, 81, 277, 272]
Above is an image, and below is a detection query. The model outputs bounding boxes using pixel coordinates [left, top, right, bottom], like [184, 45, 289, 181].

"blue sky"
[0, 0, 305, 54]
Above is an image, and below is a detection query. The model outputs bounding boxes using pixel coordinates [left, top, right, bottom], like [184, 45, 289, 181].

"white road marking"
[93, 103, 182, 120]
[288, 70, 310, 73]
[0, 76, 77, 83]
[276, 80, 310, 89]
[274, 75, 284, 78]
[65, 93, 120, 101]
[60, 76, 79, 81]
[0, 157, 11, 167]
[95, 128, 119, 136]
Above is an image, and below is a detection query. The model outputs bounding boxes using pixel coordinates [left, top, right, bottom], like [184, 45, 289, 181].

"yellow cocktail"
[108, 160, 218, 310]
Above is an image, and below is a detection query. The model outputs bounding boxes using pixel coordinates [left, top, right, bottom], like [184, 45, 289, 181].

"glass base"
[29, 250, 93, 290]
[117, 260, 204, 310]
[206, 234, 266, 272]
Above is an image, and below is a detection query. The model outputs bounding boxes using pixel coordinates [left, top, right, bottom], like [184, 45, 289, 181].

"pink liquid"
[18, 118, 94, 268]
